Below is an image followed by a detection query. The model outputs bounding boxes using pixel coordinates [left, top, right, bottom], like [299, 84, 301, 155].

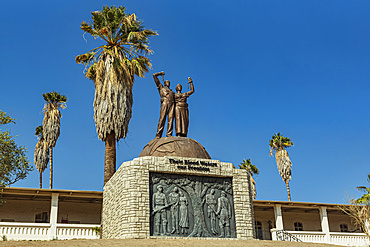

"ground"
[0, 239, 346, 247]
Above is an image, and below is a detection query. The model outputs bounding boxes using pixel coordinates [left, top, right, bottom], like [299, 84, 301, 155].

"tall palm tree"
[34, 126, 49, 189]
[269, 132, 294, 201]
[75, 6, 157, 185]
[239, 158, 259, 199]
[42, 91, 67, 189]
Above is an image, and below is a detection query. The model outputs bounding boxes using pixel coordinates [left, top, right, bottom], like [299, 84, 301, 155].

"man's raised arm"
[153, 71, 165, 89]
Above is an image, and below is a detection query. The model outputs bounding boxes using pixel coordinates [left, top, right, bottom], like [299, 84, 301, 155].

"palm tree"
[34, 126, 49, 189]
[269, 132, 294, 201]
[356, 173, 370, 205]
[75, 6, 157, 185]
[239, 158, 259, 176]
[239, 158, 259, 199]
[42, 91, 67, 189]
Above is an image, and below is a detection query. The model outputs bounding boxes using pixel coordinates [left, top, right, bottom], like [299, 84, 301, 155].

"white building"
[0, 187, 369, 246]
[254, 200, 369, 246]
[0, 187, 101, 240]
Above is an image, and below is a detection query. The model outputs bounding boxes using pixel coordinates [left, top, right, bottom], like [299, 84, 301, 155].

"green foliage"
[269, 132, 294, 156]
[356, 173, 370, 205]
[42, 91, 68, 104]
[76, 5, 158, 82]
[0, 110, 32, 190]
[269, 132, 294, 148]
[35, 125, 43, 138]
[0, 111, 15, 125]
[92, 226, 101, 236]
[91, 6, 126, 35]
[239, 159, 259, 176]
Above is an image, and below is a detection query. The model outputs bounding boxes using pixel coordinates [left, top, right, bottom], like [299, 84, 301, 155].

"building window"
[255, 221, 263, 240]
[35, 212, 48, 223]
[294, 222, 303, 231]
[340, 224, 348, 232]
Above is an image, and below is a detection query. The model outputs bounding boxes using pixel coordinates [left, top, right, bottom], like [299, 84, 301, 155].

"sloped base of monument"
[102, 156, 255, 239]
[139, 136, 211, 159]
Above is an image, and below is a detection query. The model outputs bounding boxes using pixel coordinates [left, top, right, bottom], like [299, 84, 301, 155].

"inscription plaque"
[150, 172, 236, 238]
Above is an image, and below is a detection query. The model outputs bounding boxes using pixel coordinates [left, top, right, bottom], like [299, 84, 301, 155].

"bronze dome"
[139, 136, 211, 159]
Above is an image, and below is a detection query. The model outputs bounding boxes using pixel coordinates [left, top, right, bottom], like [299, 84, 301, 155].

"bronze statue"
[153, 72, 175, 138]
[175, 77, 194, 137]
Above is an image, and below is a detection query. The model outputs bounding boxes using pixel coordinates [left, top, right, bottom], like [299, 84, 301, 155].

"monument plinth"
[102, 154, 255, 239]
[102, 71, 255, 240]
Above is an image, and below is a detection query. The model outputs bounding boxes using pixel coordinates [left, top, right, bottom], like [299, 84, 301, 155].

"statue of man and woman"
[153, 71, 194, 138]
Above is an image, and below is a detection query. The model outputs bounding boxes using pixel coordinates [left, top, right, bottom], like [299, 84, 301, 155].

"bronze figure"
[153, 72, 175, 138]
[175, 77, 194, 137]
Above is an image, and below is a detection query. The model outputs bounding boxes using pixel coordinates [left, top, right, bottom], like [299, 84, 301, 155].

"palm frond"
[269, 132, 294, 155]
[35, 125, 43, 138]
[34, 137, 49, 173]
[75, 52, 96, 66]
[355, 173, 370, 205]
[86, 62, 97, 81]
[42, 91, 68, 104]
[239, 159, 259, 176]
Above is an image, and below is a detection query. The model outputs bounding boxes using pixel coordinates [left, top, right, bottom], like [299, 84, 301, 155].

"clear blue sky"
[1, 1, 369, 204]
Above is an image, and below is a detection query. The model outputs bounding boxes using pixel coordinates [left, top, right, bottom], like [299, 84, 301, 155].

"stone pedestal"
[102, 156, 255, 239]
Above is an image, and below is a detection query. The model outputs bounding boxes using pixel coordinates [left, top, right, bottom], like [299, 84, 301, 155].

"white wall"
[58, 201, 101, 224]
[282, 210, 322, 231]
[328, 213, 358, 232]
[0, 200, 50, 222]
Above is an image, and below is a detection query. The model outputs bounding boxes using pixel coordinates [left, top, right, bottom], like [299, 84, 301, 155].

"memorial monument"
[102, 72, 255, 239]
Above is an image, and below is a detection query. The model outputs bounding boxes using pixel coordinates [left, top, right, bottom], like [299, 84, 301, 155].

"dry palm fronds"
[93, 53, 133, 141]
[34, 138, 49, 173]
[275, 148, 292, 183]
[43, 102, 62, 148]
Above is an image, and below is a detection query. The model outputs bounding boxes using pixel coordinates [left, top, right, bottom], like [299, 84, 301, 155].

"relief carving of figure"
[216, 191, 232, 238]
[206, 189, 218, 235]
[152, 185, 168, 235]
[178, 191, 189, 234]
[153, 71, 175, 138]
[174, 77, 194, 137]
[150, 173, 236, 238]
[168, 187, 180, 234]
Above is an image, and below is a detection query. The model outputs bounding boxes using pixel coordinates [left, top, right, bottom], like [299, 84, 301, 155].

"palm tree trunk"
[104, 132, 116, 185]
[49, 147, 53, 189]
[39, 171, 42, 189]
[286, 181, 291, 201]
